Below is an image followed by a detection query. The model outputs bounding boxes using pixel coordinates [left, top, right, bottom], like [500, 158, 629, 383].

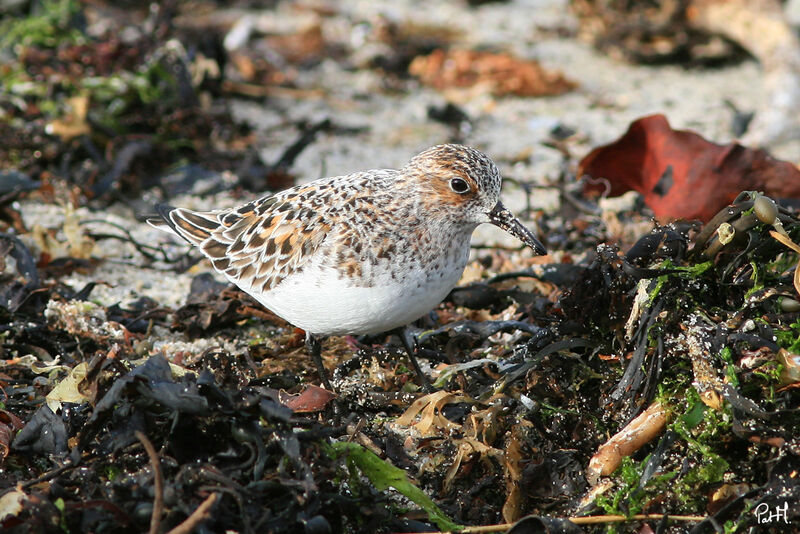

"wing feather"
[151, 192, 333, 294]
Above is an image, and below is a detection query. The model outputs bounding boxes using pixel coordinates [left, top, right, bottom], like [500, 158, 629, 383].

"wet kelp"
[559, 192, 800, 528]
[6, 194, 796, 532]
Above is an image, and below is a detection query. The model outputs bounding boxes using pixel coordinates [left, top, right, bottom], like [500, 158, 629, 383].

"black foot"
[394, 327, 434, 392]
[305, 332, 333, 391]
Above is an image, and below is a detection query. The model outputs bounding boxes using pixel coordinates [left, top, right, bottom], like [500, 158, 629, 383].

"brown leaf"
[409, 49, 576, 97]
[395, 390, 470, 436]
[579, 114, 800, 221]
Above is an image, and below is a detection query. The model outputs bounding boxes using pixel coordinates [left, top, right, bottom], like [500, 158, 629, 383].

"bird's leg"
[305, 332, 333, 391]
[394, 327, 433, 392]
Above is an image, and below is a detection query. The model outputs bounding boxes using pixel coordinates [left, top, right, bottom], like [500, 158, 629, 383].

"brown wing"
[154, 195, 331, 294]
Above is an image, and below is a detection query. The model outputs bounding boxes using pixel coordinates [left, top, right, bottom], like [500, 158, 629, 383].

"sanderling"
[149, 144, 546, 389]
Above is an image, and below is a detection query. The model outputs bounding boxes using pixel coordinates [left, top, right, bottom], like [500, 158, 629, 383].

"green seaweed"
[0, 0, 85, 50]
[330, 441, 462, 532]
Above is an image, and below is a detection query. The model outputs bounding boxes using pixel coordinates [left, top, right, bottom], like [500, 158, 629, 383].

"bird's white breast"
[251, 232, 472, 336]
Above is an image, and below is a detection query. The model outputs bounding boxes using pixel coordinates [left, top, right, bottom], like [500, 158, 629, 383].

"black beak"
[488, 201, 547, 255]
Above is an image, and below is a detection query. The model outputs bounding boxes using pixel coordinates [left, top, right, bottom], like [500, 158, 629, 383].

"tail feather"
[148, 203, 218, 246]
[146, 203, 179, 236]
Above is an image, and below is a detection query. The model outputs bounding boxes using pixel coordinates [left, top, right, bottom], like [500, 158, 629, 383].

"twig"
[166, 493, 219, 534]
[418, 514, 707, 534]
[135, 431, 164, 534]
[80, 219, 170, 261]
[269, 118, 331, 173]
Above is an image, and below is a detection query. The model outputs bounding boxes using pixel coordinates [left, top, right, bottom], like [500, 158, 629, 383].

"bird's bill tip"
[488, 202, 547, 255]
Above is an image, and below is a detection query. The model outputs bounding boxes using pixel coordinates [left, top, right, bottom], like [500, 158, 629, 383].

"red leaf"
[279, 385, 336, 413]
[578, 114, 800, 221]
[0, 408, 25, 461]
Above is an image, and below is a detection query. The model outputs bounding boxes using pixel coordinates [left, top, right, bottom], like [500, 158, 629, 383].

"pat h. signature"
[754, 502, 789, 525]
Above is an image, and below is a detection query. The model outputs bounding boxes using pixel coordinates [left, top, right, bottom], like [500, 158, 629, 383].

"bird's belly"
[251, 262, 465, 336]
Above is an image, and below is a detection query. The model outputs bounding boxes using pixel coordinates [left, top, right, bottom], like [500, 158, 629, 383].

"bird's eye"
[449, 177, 470, 194]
